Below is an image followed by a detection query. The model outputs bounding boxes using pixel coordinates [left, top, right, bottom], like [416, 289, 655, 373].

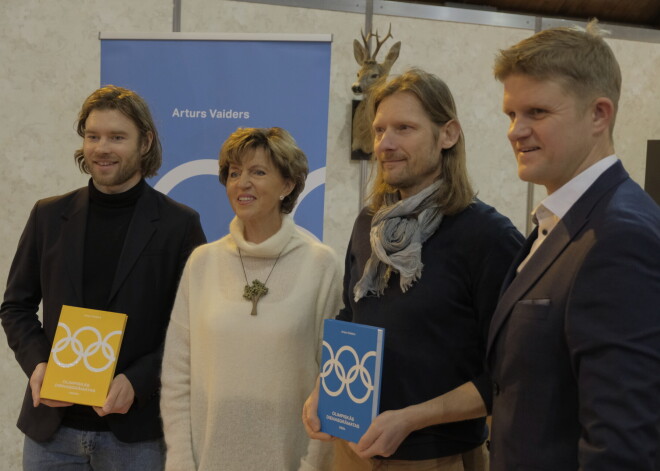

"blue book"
[318, 319, 385, 443]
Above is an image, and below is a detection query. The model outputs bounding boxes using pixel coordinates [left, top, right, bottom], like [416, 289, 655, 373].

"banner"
[100, 33, 332, 241]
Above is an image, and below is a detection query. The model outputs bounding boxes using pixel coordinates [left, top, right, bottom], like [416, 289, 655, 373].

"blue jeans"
[23, 426, 165, 471]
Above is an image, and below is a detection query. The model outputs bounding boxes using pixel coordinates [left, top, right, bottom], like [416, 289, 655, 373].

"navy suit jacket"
[487, 161, 660, 470]
[0, 183, 206, 442]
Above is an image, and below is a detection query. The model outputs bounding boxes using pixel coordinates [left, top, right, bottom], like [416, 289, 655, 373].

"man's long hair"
[367, 68, 474, 214]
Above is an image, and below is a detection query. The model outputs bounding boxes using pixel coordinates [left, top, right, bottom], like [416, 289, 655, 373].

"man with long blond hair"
[304, 68, 523, 470]
[487, 20, 660, 470]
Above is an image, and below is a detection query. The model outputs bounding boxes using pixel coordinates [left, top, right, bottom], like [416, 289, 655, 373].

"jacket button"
[493, 381, 501, 395]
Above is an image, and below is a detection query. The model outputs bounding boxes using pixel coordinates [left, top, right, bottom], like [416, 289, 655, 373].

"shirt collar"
[535, 154, 618, 221]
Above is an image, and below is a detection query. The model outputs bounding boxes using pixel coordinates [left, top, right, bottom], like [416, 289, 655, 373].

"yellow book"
[40, 305, 127, 407]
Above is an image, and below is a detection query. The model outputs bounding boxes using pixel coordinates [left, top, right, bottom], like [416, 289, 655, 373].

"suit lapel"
[487, 161, 629, 355]
[108, 186, 159, 303]
[62, 189, 89, 305]
[487, 220, 578, 353]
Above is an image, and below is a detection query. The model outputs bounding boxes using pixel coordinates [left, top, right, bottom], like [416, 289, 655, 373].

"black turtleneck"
[82, 178, 145, 310]
[63, 177, 145, 432]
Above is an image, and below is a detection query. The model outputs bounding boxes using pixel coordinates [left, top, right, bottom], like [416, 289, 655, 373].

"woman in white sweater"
[160, 127, 342, 470]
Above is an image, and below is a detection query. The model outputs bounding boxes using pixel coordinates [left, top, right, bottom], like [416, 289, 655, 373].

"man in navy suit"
[0, 86, 206, 470]
[487, 19, 660, 470]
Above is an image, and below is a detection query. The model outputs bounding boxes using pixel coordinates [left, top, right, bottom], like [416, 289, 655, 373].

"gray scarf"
[353, 180, 444, 302]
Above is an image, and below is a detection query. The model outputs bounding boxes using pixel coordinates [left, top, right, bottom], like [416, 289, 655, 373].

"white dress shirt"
[517, 155, 618, 272]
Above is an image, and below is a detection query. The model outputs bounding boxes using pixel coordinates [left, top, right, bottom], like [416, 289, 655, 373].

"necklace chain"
[238, 247, 284, 316]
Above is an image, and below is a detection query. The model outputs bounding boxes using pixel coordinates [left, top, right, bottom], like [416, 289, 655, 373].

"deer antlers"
[360, 24, 394, 61]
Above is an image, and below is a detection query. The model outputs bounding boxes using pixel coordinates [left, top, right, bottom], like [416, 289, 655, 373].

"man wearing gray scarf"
[304, 68, 523, 470]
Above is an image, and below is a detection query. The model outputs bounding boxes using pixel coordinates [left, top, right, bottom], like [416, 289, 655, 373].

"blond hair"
[494, 19, 621, 131]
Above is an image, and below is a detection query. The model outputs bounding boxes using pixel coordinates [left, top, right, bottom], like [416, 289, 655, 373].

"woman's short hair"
[74, 85, 162, 178]
[218, 127, 309, 214]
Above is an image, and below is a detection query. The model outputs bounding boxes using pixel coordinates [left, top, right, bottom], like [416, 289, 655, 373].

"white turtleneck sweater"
[161, 215, 342, 471]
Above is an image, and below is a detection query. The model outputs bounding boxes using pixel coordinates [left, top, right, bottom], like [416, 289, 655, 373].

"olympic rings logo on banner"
[51, 322, 122, 373]
[320, 341, 376, 404]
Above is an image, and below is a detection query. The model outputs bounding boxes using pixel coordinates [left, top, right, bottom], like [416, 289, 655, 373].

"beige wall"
[1, 0, 658, 467]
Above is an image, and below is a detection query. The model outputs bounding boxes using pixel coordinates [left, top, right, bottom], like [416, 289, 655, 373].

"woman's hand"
[302, 376, 335, 441]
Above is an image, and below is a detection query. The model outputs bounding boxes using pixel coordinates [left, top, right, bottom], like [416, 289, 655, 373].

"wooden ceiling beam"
[408, 0, 660, 28]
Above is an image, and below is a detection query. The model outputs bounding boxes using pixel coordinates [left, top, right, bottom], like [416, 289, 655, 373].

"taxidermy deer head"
[351, 25, 401, 157]
[352, 25, 401, 96]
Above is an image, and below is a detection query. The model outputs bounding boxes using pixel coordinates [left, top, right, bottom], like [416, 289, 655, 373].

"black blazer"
[1, 183, 206, 442]
[487, 161, 660, 470]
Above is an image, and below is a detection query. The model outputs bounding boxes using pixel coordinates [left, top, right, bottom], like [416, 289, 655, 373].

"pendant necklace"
[238, 247, 284, 316]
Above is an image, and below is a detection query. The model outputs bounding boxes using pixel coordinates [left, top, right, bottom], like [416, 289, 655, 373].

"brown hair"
[218, 127, 308, 214]
[368, 68, 474, 214]
[73, 85, 162, 177]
